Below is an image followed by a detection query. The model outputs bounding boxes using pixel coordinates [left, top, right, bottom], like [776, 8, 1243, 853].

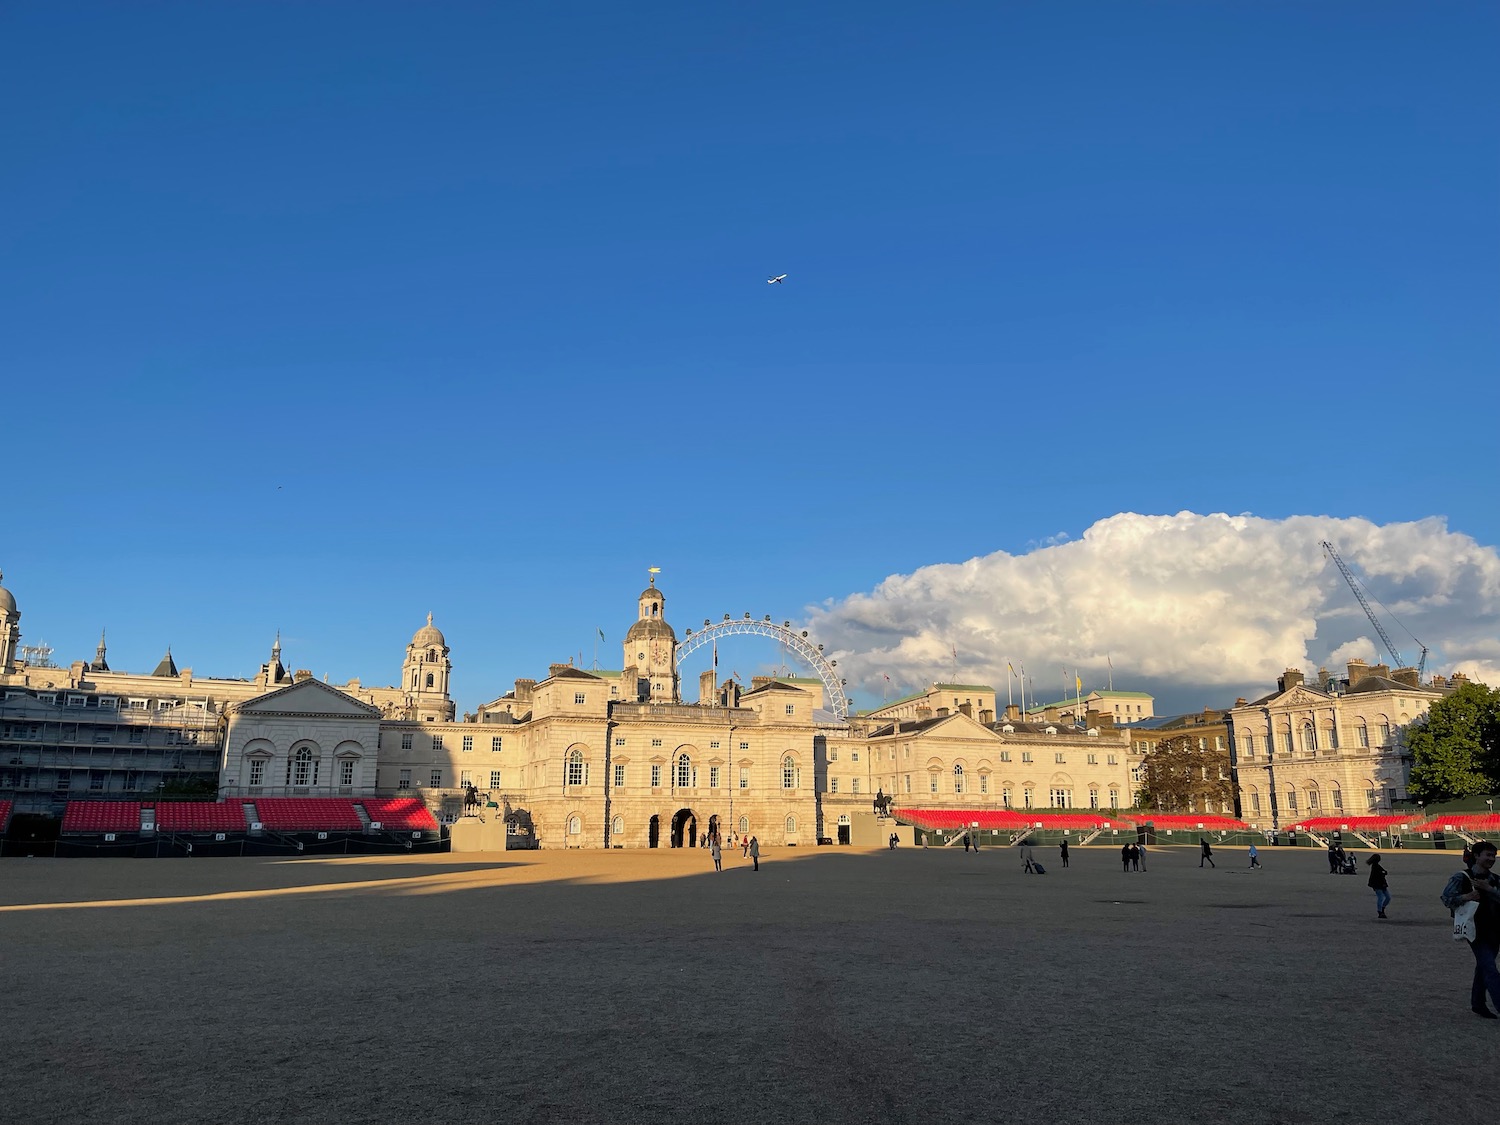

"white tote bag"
[1453, 900, 1479, 943]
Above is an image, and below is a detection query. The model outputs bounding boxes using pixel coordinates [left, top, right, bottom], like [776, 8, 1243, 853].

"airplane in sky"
[767, 274, 787, 284]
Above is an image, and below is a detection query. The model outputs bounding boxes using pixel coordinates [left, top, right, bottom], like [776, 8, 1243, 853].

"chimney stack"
[1347, 659, 1369, 687]
[1278, 668, 1305, 692]
[699, 669, 716, 704]
[1392, 667, 1420, 687]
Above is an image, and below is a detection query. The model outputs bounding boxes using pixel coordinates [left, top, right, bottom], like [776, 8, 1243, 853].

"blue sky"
[3, 3, 1497, 713]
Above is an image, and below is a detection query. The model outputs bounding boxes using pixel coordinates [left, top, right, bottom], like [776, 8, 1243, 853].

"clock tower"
[623, 573, 678, 703]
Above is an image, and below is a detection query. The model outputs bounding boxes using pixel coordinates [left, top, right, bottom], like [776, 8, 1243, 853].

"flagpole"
[1107, 653, 1113, 691]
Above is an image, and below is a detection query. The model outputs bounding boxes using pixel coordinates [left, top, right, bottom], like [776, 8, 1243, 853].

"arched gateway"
[670, 808, 697, 848]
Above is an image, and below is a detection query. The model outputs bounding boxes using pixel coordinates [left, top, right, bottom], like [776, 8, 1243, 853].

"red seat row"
[0, 799, 11, 833]
[253, 798, 364, 831]
[1413, 814, 1500, 834]
[360, 797, 438, 832]
[1136, 815, 1248, 830]
[62, 801, 143, 833]
[1293, 815, 1414, 831]
[155, 802, 247, 832]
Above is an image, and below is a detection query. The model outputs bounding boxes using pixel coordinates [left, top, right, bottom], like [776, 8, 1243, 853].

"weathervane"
[648, 566, 661, 587]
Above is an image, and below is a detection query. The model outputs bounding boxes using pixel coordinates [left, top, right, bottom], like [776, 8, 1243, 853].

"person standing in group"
[748, 835, 760, 872]
[1200, 838, 1216, 868]
[1365, 853, 1389, 918]
[1328, 840, 1341, 874]
[1121, 842, 1131, 873]
[1441, 840, 1500, 1018]
[711, 836, 722, 873]
[1249, 843, 1262, 869]
[1060, 839, 1070, 869]
[1137, 840, 1147, 871]
[742, 835, 750, 858]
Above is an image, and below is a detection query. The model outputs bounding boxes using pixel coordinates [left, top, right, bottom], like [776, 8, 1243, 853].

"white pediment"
[237, 678, 381, 718]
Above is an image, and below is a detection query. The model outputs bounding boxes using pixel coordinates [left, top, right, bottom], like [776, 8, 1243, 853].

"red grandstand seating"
[359, 797, 438, 831]
[62, 801, 143, 833]
[892, 808, 1129, 832]
[252, 798, 363, 832]
[0, 799, 11, 833]
[154, 802, 247, 833]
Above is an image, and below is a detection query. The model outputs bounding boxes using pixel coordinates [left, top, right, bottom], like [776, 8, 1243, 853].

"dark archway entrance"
[648, 815, 660, 849]
[670, 808, 697, 849]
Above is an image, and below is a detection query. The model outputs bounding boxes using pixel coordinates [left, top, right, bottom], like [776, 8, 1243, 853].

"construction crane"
[1320, 540, 1428, 677]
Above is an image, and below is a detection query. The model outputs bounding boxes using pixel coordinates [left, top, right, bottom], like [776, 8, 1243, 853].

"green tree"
[1407, 681, 1500, 801]
[1135, 734, 1235, 813]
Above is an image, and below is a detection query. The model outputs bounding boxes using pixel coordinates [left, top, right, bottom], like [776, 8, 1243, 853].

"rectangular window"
[1086, 753, 1097, 764]
[905, 775, 912, 793]
[828, 748, 838, 761]
[1107, 754, 1118, 766]
[490, 770, 502, 788]
[430, 770, 443, 788]
[460, 770, 472, 787]
[432, 736, 444, 752]
[1021, 752, 1033, 763]
[651, 764, 662, 787]
[1307, 790, 1320, 810]
[98, 697, 117, 710]
[398, 769, 411, 790]
[1002, 786, 1012, 806]
[66, 695, 86, 708]
[735, 766, 746, 790]
[574, 692, 586, 705]
[710, 741, 720, 750]
[851, 752, 860, 762]
[785, 704, 795, 715]
[1366, 789, 1377, 810]
[492, 737, 503, 752]
[740, 742, 749, 750]
[89, 770, 106, 791]
[53, 769, 71, 792]
[94, 729, 111, 743]
[1332, 789, 1343, 810]
[1054, 753, 1065, 764]
[1023, 788, 1033, 808]
[462, 735, 473, 753]
[709, 765, 720, 788]
[1286, 791, 1298, 812]
[614, 763, 626, 787]
[248, 760, 264, 787]
[1109, 790, 1119, 809]
[999, 751, 1011, 762]
[401, 733, 413, 750]
[1251, 792, 1261, 814]
[651, 739, 662, 748]
[930, 775, 939, 794]
[341, 759, 355, 786]
[979, 775, 989, 795]
[852, 778, 861, 795]
[830, 778, 839, 793]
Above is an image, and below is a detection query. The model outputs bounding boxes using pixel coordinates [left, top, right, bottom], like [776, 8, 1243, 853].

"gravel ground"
[0, 844, 1487, 1125]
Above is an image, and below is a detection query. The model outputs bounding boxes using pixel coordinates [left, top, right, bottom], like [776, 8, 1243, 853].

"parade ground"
[0, 843, 1485, 1125]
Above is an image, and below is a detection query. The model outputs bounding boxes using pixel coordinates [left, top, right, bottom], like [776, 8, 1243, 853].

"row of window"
[564, 752, 802, 790]
[1242, 785, 1390, 814]
[558, 814, 799, 837]
[4, 691, 212, 712]
[1240, 723, 1393, 757]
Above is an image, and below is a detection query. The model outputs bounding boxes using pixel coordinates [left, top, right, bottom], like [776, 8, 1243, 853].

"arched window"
[1330, 783, 1343, 810]
[1357, 722, 1370, 748]
[738, 816, 748, 834]
[567, 815, 581, 835]
[428, 648, 437, 661]
[425, 673, 434, 689]
[676, 753, 692, 788]
[782, 756, 797, 789]
[1305, 784, 1320, 811]
[1377, 718, 1391, 744]
[953, 763, 965, 794]
[1301, 723, 1317, 753]
[1323, 723, 1338, 749]
[611, 816, 624, 836]
[411, 673, 418, 689]
[785, 815, 797, 833]
[288, 745, 317, 787]
[566, 749, 586, 787]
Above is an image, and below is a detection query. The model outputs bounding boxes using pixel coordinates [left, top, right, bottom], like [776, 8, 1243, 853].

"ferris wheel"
[675, 614, 850, 723]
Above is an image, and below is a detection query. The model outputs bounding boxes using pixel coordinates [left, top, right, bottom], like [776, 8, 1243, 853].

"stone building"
[1224, 661, 1457, 827]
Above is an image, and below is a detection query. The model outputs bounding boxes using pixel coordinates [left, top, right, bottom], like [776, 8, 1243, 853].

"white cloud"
[805, 512, 1500, 710]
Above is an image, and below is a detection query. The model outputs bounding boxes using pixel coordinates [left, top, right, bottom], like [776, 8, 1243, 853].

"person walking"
[711, 837, 722, 873]
[1248, 843, 1262, 869]
[1441, 840, 1500, 1018]
[1365, 853, 1389, 917]
[1121, 842, 1131, 873]
[1021, 840, 1035, 874]
[1060, 839, 1070, 868]
[748, 835, 760, 872]
[1200, 838, 1216, 868]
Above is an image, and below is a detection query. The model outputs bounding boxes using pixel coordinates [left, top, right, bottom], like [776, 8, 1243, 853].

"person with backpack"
[1441, 840, 1500, 1018]
[1248, 843, 1262, 869]
[1365, 853, 1390, 917]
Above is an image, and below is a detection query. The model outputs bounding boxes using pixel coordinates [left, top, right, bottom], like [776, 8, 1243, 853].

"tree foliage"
[1135, 734, 1235, 813]
[1407, 682, 1500, 801]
